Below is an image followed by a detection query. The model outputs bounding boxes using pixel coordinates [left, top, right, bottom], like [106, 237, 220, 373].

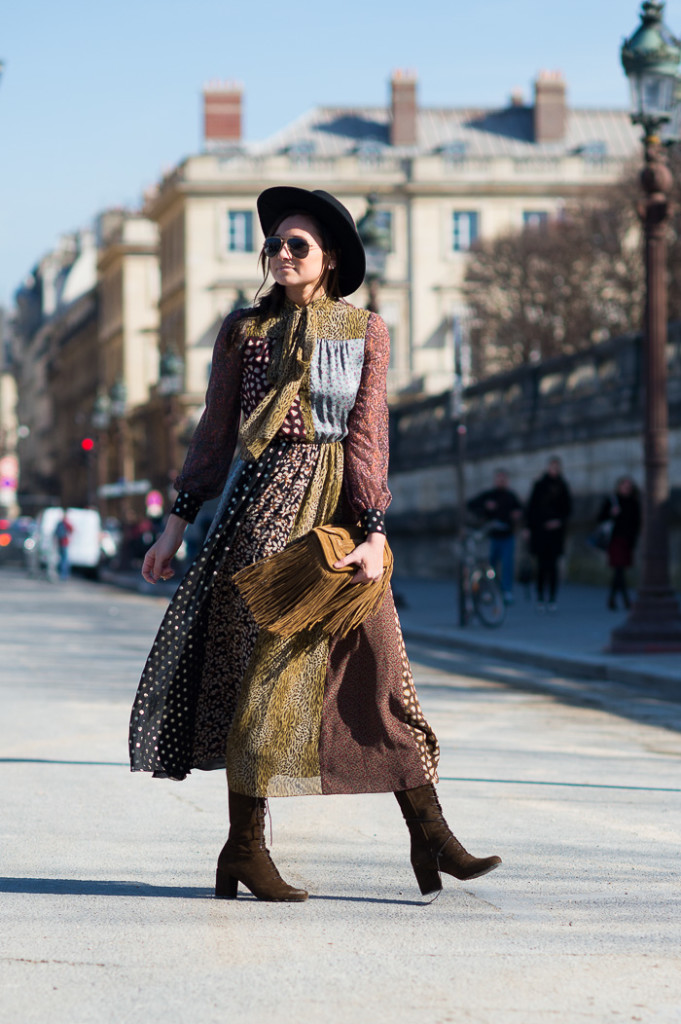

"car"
[0, 516, 36, 566]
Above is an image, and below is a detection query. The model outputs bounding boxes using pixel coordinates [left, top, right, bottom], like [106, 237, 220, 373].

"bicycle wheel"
[472, 570, 506, 627]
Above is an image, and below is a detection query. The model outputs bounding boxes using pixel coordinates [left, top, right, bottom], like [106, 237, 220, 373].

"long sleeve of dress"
[172, 311, 244, 522]
[344, 312, 392, 535]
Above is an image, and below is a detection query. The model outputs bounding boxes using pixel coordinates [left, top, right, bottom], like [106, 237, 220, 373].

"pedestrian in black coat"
[598, 476, 641, 610]
[526, 456, 572, 611]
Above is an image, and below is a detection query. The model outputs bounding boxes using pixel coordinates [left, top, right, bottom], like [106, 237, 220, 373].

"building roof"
[249, 104, 641, 161]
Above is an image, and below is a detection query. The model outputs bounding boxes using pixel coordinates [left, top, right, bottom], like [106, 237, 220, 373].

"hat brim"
[257, 187, 366, 297]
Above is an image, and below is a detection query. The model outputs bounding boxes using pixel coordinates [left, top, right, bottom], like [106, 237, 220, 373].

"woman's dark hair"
[252, 210, 342, 321]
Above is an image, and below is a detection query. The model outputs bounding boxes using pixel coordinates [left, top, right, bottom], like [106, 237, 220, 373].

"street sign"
[145, 489, 164, 517]
[97, 479, 151, 498]
[0, 454, 18, 490]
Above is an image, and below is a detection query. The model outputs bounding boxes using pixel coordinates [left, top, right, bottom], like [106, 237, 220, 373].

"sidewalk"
[99, 565, 179, 598]
[393, 576, 681, 697]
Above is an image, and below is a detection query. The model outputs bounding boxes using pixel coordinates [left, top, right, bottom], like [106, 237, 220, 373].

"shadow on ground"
[0, 877, 428, 906]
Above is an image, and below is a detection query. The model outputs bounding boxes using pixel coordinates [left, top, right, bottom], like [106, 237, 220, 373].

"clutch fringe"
[232, 526, 393, 639]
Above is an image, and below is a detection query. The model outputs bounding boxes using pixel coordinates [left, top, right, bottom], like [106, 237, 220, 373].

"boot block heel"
[412, 860, 442, 897]
[215, 867, 238, 899]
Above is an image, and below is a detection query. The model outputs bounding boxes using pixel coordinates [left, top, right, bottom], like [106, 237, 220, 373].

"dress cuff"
[361, 509, 387, 537]
[171, 490, 202, 524]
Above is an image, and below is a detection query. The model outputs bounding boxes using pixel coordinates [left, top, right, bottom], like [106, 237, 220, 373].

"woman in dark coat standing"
[129, 187, 501, 902]
[526, 456, 572, 611]
[598, 476, 641, 610]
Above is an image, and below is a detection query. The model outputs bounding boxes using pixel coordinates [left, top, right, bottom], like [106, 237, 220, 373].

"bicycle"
[454, 526, 506, 628]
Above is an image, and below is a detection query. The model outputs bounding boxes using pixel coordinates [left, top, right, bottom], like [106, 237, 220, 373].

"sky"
[1, 0, 680, 307]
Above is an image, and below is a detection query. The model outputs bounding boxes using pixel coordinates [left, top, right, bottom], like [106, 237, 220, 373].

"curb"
[98, 568, 178, 599]
[401, 624, 681, 702]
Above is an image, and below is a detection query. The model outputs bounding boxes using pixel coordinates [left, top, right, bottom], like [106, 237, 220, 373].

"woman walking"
[129, 187, 501, 901]
[598, 477, 641, 610]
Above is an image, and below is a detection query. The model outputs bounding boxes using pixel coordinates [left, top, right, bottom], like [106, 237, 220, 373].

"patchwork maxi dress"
[129, 299, 439, 798]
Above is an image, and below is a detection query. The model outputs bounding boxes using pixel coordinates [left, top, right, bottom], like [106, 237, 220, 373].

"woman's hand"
[141, 514, 187, 584]
[334, 532, 386, 584]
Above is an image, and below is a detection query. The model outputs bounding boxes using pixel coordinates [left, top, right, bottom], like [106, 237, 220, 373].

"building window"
[228, 211, 254, 252]
[523, 210, 549, 230]
[580, 141, 607, 164]
[287, 140, 316, 166]
[375, 209, 393, 251]
[442, 141, 467, 166]
[452, 211, 479, 252]
[356, 140, 385, 166]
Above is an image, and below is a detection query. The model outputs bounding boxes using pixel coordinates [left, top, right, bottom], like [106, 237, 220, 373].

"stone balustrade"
[387, 325, 681, 582]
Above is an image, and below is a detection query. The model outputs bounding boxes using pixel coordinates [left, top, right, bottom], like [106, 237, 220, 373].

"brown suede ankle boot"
[215, 790, 308, 902]
[395, 784, 501, 895]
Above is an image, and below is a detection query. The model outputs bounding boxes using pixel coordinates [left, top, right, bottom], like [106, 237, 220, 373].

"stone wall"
[387, 326, 681, 583]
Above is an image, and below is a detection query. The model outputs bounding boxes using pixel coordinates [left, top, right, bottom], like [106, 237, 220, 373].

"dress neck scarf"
[240, 294, 335, 461]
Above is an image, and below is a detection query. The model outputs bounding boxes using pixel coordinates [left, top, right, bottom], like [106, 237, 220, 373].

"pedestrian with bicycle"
[468, 469, 523, 605]
[526, 456, 572, 612]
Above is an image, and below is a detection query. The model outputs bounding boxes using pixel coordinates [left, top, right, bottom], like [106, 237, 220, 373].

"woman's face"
[266, 214, 330, 304]
[618, 478, 633, 496]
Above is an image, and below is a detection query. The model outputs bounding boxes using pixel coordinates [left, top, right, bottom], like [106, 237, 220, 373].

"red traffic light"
[81, 438, 95, 452]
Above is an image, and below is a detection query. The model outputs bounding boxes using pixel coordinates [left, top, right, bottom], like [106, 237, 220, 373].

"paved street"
[1, 566, 680, 1024]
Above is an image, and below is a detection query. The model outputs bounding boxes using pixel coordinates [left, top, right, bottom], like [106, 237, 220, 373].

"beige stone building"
[145, 72, 641, 406]
[96, 211, 161, 515]
[13, 232, 98, 512]
[13, 215, 161, 516]
[0, 307, 19, 516]
[47, 287, 99, 509]
[97, 211, 160, 410]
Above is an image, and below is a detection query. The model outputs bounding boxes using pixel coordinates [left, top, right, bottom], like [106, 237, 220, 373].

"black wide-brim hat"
[257, 186, 366, 297]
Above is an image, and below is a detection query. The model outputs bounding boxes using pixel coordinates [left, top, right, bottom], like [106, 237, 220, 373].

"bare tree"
[464, 170, 648, 378]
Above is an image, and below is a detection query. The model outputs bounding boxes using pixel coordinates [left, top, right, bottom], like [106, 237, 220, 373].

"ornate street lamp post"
[231, 289, 249, 313]
[611, 1, 681, 651]
[357, 195, 391, 313]
[158, 348, 185, 490]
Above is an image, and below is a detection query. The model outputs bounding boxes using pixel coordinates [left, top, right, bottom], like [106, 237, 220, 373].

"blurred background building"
[7, 70, 641, 520]
[0, 306, 19, 518]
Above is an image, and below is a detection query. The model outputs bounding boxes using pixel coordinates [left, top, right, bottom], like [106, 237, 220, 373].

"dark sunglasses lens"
[287, 237, 310, 258]
[264, 236, 311, 259]
[264, 237, 283, 258]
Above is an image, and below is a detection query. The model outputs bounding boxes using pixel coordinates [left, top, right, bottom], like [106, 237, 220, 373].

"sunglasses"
[263, 235, 320, 260]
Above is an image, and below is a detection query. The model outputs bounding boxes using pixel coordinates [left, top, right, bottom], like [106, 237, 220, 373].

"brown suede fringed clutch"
[231, 524, 393, 639]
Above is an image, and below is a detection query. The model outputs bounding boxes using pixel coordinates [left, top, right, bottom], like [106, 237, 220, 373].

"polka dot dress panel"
[129, 439, 305, 779]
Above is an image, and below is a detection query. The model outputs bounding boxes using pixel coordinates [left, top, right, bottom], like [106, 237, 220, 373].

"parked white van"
[31, 507, 103, 578]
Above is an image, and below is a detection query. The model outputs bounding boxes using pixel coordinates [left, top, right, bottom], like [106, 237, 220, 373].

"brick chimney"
[203, 80, 243, 148]
[390, 70, 418, 147]
[533, 71, 566, 143]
